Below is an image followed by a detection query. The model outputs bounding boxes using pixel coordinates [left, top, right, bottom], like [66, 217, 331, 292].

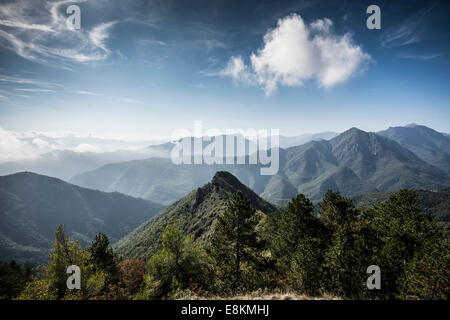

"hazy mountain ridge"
[0, 148, 170, 181]
[71, 125, 450, 204]
[377, 124, 450, 173]
[0, 132, 337, 181]
[278, 131, 338, 148]
[0, 172, 164, 263]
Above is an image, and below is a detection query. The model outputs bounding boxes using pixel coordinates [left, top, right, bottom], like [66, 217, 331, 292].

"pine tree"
[270, 194, 327, 295]
[370, 189, 448, 299]
[209, 191, 263, 294]
[89, 232, 119, 288]
[319, 190, 376, 298]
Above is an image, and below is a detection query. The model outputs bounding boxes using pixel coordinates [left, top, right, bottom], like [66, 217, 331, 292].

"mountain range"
[71, 125, 450, 205]
[1, 124, 449, 264]
[0, 133, 338, 181]
[0, 172, 163, 263]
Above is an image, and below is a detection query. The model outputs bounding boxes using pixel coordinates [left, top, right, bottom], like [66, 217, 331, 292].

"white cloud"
[310, 18, 333, 33]
[31, 138, 51, 152]
[0, 126, 38, 162]
[0, 127, 156, 163]
[218, 14, 370, 95]
[218, 56, 253, 84]
[74, 143, 101, 153]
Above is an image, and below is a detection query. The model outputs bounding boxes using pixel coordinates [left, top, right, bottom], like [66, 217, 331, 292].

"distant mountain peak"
[340, 127, 366, 136]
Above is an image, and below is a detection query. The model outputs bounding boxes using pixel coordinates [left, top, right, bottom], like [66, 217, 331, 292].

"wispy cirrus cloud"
[0, 73, 63, 99]
[14, 88, 56, 93]
[380, 3, 437, 48]
[0, 0, 117, 65]
[75, 89, 143, 104]
[76, 90, 101, 96]
[397, 52, 446, 60]
[0, 74, 64, 87]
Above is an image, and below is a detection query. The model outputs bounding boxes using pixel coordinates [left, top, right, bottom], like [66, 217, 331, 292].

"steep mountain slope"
[282, 128, 447, 201]
[71, 127, 450, 205]
[377, 124, 450, 174]
[114, 171, 276, 260]
[260, 175, 298, 206]
[0, 172, 163, 263]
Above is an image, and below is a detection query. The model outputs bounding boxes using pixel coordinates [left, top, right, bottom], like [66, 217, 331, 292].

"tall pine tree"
[270, 194, 327, 295]
[209, 191, 263, 294]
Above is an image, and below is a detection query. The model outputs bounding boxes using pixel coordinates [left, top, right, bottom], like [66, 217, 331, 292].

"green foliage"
[269, 194, 326, 295]
[319, 191, 378, 298]
[143, 224, 212, 299]
[17, 276, 57, 300]
[397, 239, 449, 299]
[89, 232, 119, 289]
[209, 191, 264, 295]
[0, 260, 34, 299]
[369, 189, 448, 299]
[319, 190, 359, 229]
[11, 184, 449, 300]
[44, 225, 89, 299]
[18, 225, 106, 300]
[353, 188, 450, 222]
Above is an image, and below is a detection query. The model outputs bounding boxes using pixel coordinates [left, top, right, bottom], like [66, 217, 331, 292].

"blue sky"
[0, 0, 449, 139]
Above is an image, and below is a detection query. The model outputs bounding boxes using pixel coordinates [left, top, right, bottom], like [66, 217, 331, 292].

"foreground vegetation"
[1, 189, 448, 300]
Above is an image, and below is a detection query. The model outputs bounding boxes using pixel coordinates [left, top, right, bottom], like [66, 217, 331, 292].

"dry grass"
[173, 289, 341, 300]
[213, 293, 341, 300]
